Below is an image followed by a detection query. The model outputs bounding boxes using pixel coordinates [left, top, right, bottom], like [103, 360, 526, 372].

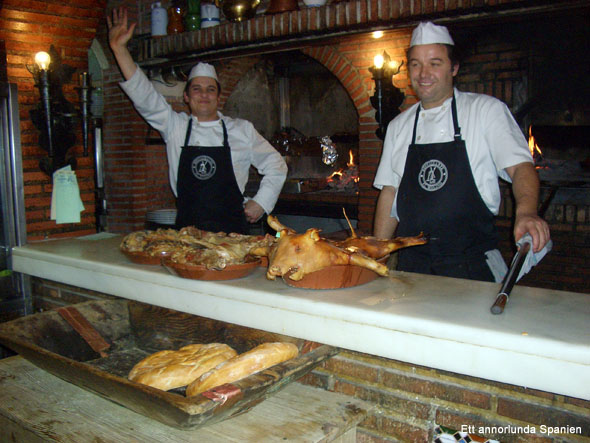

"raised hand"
[106, 7, 138, 81]
[107, 7, 136, 54]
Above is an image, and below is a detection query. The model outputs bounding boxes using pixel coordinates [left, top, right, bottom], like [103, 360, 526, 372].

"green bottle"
[185, 0, 201, 31]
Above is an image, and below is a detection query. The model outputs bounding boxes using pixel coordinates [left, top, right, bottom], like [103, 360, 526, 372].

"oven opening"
[230, 51, 360, 234]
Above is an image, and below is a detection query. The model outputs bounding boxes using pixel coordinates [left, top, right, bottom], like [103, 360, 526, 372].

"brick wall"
[300, 350, 590, 442]
[496, 184, 590, 294]
[31, 277, 117, 312]
[0, 0, 106, 240]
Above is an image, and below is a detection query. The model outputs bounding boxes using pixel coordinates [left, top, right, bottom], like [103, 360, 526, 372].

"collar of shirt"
[418, 88, 456, 115]
[414, 91, 457, 143]
[192, 111, 224, 127]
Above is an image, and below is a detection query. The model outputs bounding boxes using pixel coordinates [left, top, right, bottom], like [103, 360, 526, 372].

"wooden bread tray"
[0, 299, 338, 429]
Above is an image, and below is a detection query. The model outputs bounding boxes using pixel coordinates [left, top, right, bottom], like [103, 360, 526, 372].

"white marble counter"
[11, 233, 590, 400]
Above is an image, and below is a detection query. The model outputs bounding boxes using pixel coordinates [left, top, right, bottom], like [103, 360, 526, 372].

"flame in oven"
[528, 125, 544, 163]
[327, 150, 360, 190]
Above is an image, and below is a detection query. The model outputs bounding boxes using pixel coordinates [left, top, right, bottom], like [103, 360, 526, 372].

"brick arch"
[216, 49, 375, 123]
[300, 46, 374, 123]
[211, 47, 382, 233]
[215, 57, 262, 109]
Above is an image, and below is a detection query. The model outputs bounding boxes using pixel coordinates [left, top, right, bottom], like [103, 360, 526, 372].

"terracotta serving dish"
[0, 299, 338, 429]
[258, 256, 269, 268]
[282, 255, 389, 289]
[162, 257, 261, 280]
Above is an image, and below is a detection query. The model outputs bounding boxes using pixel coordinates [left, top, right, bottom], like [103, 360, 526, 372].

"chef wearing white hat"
[188, 62, 219, 81]
[373, 21, 550, 282]
[107, 8, 287, 233]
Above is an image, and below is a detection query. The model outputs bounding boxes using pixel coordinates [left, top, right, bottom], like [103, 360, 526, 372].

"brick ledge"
[134, 0, 542, 69]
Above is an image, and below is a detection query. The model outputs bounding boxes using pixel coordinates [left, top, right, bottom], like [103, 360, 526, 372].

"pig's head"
[266, 228, 322, 281]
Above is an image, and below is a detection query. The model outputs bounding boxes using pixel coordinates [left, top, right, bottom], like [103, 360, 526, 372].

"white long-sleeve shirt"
[120, 67, 287, 214]
[374, 88, 533, 219]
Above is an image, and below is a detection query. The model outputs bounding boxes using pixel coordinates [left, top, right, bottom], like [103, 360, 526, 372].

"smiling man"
[185, 75, 221, 121]
[373, 22, 550, 282]
[107, 8, 287, 234]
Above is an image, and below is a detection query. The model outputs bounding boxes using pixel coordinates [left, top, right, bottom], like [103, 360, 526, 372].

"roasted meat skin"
[261, 215, 428, 281]
[332, 234, 427, 258]
[167, 233, 276, 269]
[266, 228, 389, 281]
[121, 228, 276, 269]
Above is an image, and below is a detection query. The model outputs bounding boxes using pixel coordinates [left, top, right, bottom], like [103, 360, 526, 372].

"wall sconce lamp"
[369, 51, 405, 140]
[28, 45, 92, 178]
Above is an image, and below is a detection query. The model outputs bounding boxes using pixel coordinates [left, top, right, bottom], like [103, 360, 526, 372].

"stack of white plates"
[146, 209, 177, 226]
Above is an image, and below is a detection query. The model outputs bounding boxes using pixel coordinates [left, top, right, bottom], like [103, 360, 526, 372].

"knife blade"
[490, 240, 531, 315]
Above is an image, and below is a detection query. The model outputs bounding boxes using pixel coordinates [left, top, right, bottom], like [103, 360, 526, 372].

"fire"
[326, 149, 359, 190]
[327, 170, 343, 180]
[347, 149, 355, 167]
[528, 125, 543, 158]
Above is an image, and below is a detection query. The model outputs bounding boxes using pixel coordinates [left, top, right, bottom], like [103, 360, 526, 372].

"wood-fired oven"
[232, 52, 361, 233]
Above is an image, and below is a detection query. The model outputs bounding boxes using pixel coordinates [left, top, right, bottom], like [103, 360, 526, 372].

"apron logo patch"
[192, 155, 216, 180]
[418, 159, 448, 191]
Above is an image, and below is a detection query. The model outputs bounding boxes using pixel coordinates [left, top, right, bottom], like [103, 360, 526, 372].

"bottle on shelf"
[200, 1, 220, 28]
[167, 0, 186, 34]
[185, 0, 201, 31]
[151, 2, 168, 36]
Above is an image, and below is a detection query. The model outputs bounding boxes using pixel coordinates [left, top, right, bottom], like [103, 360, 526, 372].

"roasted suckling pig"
[121, 227, 276, 269]
[166, 233, 276, 270]
[254, 215, 427, 281]
[265, 226, 390, 281]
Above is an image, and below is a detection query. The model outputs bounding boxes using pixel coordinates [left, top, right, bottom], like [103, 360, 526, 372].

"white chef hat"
[187, 62, 219, 82]
[410, 22, 454, 47]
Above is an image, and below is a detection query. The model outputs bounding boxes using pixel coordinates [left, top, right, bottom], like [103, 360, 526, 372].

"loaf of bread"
[128, 343, 237, 391]
[186, 342, 299, 397]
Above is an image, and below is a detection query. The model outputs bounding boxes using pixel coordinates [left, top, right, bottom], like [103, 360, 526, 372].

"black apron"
[175, 118, 248, 234]
[396, 95, 498, 281]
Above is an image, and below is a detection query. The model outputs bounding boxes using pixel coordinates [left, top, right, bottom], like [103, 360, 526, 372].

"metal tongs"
[490, 240, 531, 314]
[490, 232, 552, 314]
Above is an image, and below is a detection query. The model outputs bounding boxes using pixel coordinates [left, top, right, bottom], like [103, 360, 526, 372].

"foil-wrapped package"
[320, 136, 338, 166]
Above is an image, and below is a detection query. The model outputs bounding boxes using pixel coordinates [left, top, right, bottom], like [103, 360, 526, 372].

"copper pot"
[266, 0, 299, 14]
[214, 0, 261, 22]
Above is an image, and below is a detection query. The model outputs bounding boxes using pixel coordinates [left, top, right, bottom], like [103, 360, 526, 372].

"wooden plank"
[0, 356, 372, 442]
[56, 306, 111, 357]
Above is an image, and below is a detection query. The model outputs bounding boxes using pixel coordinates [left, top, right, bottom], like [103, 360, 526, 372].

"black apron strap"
[221, 119, 229, 147]
[183, 117, 192, 147]
[411, 105, 421, 145]
[450, 94, 461, 141]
